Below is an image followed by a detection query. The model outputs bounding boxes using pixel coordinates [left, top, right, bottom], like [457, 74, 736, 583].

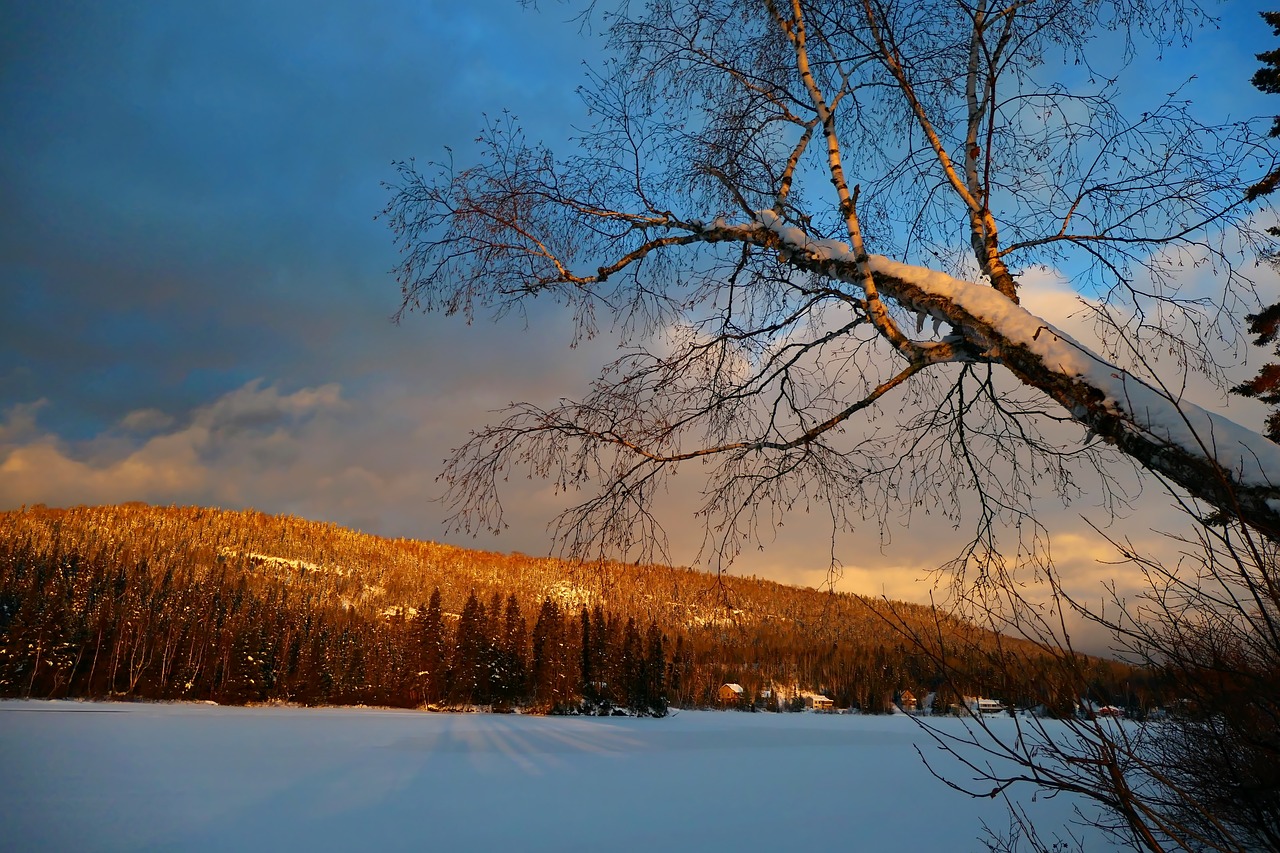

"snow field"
[0, 701, 1119, 852]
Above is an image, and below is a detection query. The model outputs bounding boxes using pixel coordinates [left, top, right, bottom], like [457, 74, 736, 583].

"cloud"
[0, 435, 204, 507]
[118, 408, 176, 434]
[0, 380, 345, 512]
[0, 399, 48, 448]
[0, 353, 607, 549]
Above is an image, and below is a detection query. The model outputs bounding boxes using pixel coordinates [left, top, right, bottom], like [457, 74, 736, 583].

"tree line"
[0, 504, 1144, 716]
[0, 535, 671, 715]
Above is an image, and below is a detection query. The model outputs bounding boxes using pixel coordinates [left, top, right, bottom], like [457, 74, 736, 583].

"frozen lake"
[1, 701, 1118, 851]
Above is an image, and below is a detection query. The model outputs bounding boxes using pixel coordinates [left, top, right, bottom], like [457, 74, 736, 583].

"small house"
[806, 693, 834, 711]
[718, 683, 745, 704]
[960, 696, 1006, 716]
[897, 690, 917, 713]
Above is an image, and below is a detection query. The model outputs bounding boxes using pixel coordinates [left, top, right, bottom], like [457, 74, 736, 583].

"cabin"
[960, 696, 1006, 716]
[804, 693, 834, 711]
[1076, 699, 1127, 720]
[897, 690, 917, 713]
[718, 683, 745, 704]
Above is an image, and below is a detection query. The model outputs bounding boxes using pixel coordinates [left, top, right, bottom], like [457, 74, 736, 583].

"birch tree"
[386, 2, 1280, 849]
[386, 0, 1278, 575]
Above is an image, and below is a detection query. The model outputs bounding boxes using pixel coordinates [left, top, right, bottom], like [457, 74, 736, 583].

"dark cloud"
[0, 0, 599, 437]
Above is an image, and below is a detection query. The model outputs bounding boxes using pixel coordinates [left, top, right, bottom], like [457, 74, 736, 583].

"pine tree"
[645, 622, 668, 717]
[415, 587, 444, 705]
[1235, 12, 1280, 437]
[450, 590, 485, 706]
[484, 591, 504, 703]
[1253, 13, 1280, 143]
[530, 597, 565, 709]
[621, 617, 642, 712]
[591, 605, 608, 701]
[580, 605, 593, 696]
[496, 593, 526, 707]
[667, 634, 686, 706]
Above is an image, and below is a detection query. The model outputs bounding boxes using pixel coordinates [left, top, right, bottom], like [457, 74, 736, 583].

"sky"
[3, 0, 1280, 618]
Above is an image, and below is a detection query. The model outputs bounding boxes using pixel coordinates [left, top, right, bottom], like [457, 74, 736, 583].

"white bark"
[384, 0, 1280, 548]
[687, 212, 1280, 537]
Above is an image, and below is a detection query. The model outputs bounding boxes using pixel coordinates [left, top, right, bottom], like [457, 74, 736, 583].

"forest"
[0, 503, 1147, 715]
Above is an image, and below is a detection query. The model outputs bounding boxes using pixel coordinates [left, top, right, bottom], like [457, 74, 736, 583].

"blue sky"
[3, 0, 1279, 606]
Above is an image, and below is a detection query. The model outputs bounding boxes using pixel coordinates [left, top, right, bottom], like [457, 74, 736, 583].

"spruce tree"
[415, 587, 444, 705]
[484, 591, 504, 703]
[530, 598, 563, 709]
[645, 622, 667, 717]
[580, 606, 593, 698]
[620, 617, 642, 712]
[1235, 12, 1280, 436]
[497, 594, 526, 706]
[591, 605, 608, 697]
[1252, 13, 1280, 142]
[450, 591, 485, 706]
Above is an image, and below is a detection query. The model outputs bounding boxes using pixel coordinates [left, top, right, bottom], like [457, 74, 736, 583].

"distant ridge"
[0, 503, 1141, 712]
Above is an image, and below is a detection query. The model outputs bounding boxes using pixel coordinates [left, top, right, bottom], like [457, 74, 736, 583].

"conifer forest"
[0, 504, 1147, 715]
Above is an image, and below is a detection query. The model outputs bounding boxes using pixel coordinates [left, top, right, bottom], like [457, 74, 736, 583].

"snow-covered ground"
[1, 701, 1118, 852]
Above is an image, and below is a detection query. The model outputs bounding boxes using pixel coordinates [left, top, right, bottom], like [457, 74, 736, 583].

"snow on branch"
[694, 210, 1280, 532]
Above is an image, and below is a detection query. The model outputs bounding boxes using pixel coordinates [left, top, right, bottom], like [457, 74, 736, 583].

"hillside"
[0, 503, 1141, 712]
